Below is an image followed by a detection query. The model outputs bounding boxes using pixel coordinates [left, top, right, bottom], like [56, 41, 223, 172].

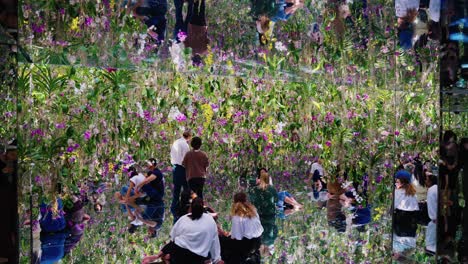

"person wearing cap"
[182, 136, 209, 200]
[135, 158, 166, 236]
[170, 131, 192, 220]
[393, 169, 419, 257]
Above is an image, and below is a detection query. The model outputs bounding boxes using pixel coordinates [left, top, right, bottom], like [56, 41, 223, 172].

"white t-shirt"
[171, 137, 190, 166]
[427, 184, 437, 220]
[171, 213, 221, 262]
[230, 214, 264, 240]
[130, 173, 146, 187]
[429, 0, 440, 22]
[395, 0, 420, 18]
[394, 189, 419, 211]
[311, 162, 324, 177]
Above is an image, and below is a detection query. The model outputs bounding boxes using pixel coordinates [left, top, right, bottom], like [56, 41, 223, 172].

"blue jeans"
[143, 201, 165, 230]
[277, 191, 292, 208]
[170, 165, 188, 220]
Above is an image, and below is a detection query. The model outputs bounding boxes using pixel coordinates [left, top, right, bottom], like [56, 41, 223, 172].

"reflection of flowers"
[84, 130, 92, 141]
[275, 41, 287, 52]
[177, 31, 187, 42]
[168, 106, 184, 122]
[169, 42, 186, 72]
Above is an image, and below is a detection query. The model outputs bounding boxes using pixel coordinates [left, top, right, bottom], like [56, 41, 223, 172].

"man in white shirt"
[305, 157, 325, 199]
[425, 174, 437, 254]
[170, 130, 192, 220]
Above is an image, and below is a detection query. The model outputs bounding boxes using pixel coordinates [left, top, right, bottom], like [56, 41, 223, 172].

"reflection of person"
[173, 0, 194, 41]
[132, 0, 168, 44]
[326, 182, 346, 233]
[459, 138, 468, 263]
[395, 0, 419, 49]
[39, 198, 66, 233]
[306, 157, 326, 200]
[184, 0, 209, 62]
[425, 174, 437, 254]
[271, 0, 304, 22]
[393, 170, 419, 255]
[170, 131, 191, 221]
[182, 137, 209, 200]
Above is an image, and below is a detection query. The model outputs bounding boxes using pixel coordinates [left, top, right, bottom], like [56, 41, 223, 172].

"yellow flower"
[205, 45, 214, 68]
[110, 0, 115, 9]
[201, 103, 214, 129]
[70, 17, 79, 31]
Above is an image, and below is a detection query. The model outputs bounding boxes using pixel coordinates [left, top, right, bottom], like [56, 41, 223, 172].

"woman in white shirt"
[143, 197, 224, 264]
[222, 192, 263, 264]
[393, 170, 420, 256]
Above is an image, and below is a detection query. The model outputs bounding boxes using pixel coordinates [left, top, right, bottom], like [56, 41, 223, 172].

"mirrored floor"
[21, 172, 397, 263]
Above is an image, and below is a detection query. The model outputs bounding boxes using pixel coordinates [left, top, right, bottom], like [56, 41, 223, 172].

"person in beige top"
[182, 137, 209, 199]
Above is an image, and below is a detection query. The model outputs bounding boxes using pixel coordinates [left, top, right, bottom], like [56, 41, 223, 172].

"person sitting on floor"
[142, 197, 224, 264]
[221, 192, 263, 264]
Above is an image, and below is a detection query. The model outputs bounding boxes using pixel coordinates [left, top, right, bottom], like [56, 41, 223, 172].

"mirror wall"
[18, 0, 384, 78]
[392, 0, 441, 262]
[0, 0, 19, 263]
[0, 0, 444, 263]
[438, 0, 468, 262]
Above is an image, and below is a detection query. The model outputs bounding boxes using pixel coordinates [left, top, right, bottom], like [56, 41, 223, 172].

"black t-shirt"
[148, 168, 164, 195]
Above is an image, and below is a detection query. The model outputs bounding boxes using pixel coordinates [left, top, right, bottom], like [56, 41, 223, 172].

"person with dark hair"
[170, 131, 192, 221]
[182, 136, 209, 200]
[142, 197, 224, 264]
[131, 0, 168, 45]
[393, 170, 419, 257]
[135, 158, 166, 236]
[459, 138, 468, 262]
[305, 157, 327, 200]
[425, 174, 437, 254]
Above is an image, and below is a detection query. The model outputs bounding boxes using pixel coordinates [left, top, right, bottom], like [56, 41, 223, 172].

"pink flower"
[324, 112, 335, 124]
[394, 130, 400, 136]
[84, 130, 92, 140]
[177, 31, 187, 42]
[175, 114, 187, 122]
[55, 123, 66, 129]
[325, 141, 332, 147]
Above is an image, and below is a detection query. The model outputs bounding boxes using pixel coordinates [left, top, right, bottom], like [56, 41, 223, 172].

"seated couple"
[143, 192, 264, 264]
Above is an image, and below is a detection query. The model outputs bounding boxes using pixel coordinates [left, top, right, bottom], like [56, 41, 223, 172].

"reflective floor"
[21, 172, 406, 263]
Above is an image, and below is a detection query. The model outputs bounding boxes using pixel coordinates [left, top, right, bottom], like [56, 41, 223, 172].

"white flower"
[169, 42, 186, 72]
[275, 122, 286, 134]
[136, 102, 144, 118]
[168, 106, 182, 121]
[275, 41, 287, 52]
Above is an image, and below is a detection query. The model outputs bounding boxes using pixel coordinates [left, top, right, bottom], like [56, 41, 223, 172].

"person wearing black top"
[136, 158, 166, 236]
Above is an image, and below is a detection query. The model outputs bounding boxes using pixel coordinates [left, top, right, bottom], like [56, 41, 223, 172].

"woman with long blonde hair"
[221, 192, 263, 263]
[249, 169, 278, 218]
